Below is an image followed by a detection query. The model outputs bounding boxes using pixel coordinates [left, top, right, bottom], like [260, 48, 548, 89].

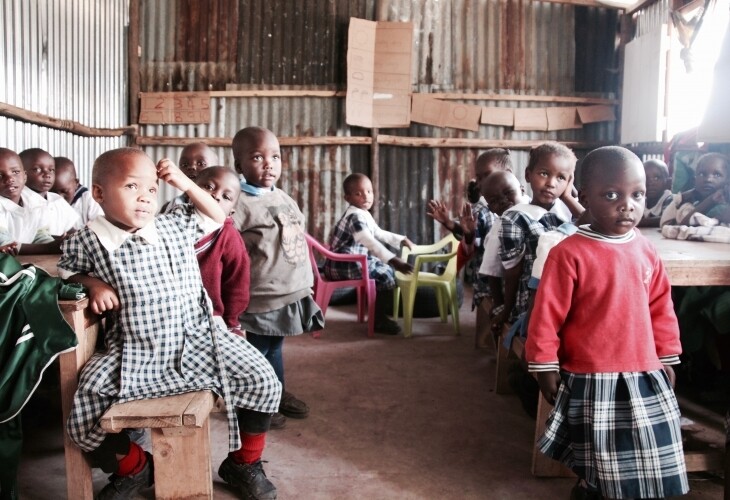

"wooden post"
[128, 0, 141, 142]
[616, 10, 632, 144]
[370, 127, 380, 222]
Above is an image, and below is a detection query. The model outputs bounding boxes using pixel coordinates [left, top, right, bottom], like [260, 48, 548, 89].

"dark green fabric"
[0, 416, 21, 500]
[58, 282, 87, 300]
[0, 255, 78, 496]
[676, 286, 730, 353]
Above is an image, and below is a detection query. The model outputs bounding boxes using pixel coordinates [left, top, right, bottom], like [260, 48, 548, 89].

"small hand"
[663, 364, 676, 388]
[536, 371, 561, 406]
[157, 158, 195, 192]
[87, 281, 120, 315]
[390, 257, 414, 275]
[426, 200, 451, 226]
[0, 242, 19, 255]
[459, 202, 476, 238]
[710, 186, 727, 204]
[402, 238, 415, 250]
[560, 174, 577, 201]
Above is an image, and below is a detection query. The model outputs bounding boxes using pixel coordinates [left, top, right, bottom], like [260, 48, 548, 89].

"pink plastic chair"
[304, 233, 376, 338]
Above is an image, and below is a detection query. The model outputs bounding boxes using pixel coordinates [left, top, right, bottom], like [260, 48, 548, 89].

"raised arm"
[156, 158, 225, 223]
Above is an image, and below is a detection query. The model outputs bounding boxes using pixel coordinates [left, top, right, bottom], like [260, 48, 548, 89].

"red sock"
[230, 432, 266, 464]
[116, 442, 147, 476]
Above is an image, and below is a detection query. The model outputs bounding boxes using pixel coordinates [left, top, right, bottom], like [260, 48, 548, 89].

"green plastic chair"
[393, 234, 461, 338]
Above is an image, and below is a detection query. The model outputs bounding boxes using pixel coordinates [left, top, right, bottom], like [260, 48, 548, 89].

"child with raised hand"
[19, 148, 80, 235]
[638, 159, 672, 227]
[661, 152, 730, 226]
[325, 172, 414, 335]
[526, 146, 687, 499]
[232, 127, 324, 430]
[194, 166, 250, 337]
[0, 147, 61, 255]
[493, 142, 578, 330]
[52, 156, 104, 227]
[59, 148, 281, 500]
[161, 142, 220, 213]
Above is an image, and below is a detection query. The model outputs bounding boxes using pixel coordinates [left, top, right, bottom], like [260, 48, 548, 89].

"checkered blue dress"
[59, 207, 281, 453]
[540, 371, 688, 498]
[468, 199, 496, 309]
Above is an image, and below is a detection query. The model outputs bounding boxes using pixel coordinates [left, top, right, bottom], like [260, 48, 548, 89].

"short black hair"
[92, 148, 150, 185]
[54, 156, 76, 175]
[195, 165, 238, 185]
[232, 127, 274, 160]
[476, 148, 512, 171]
[343, 173, 370, 195]
[643, 158, 669, 178]
[526, 142, 576, 172]
[19, 147, 53, 167]
[695, 153, 730, 175]
[580, 146, 641, 189]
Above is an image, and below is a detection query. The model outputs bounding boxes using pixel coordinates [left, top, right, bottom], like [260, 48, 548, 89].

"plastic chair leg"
[435, 287, 447, 322]
[356, 287, 365, 323]
[392, 287, 401, 320]
[402, 285, 418, 338]
[367, 281, 376, 338]
[449, 283, 460, 335]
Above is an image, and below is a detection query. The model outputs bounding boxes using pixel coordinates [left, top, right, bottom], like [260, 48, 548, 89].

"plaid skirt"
[538, 371, 689, 499]
[323, 255, 395, 291]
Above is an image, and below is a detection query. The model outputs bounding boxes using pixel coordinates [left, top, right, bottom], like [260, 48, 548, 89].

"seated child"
[638, 159, 672, 227]
[161, 142, 220, 213]
[526, 145, 687, 499]
[59, 148, 281, 499]
[232, 126, 324, 430]
[194, 166, 250, 336]
[494, 142, 579, 330]
[324, 172, 414, 335]
[19, 148, 80, 235]
[0, 147, 61, 255]
[52, 156, 104, 227]
[661, 152, 730, 226]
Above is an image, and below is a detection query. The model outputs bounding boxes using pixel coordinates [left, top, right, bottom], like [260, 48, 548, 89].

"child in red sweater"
[526, 146, 687, 499]
[194, 166, 250, 336]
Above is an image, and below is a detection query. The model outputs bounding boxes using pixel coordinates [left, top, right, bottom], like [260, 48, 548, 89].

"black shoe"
[218, 456, 277, 500]
[270, 412, 287, 429]
[374, 318, 401, 335]
[279, 391, 309, 419]
[96, 452, 154, 500]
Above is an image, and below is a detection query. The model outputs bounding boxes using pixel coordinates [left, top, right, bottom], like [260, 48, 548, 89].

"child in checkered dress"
[324, 172, 414, 335]
[59, 148, 282, 500]
[526, 146, 688, 499]
[232, 127, 324, 430]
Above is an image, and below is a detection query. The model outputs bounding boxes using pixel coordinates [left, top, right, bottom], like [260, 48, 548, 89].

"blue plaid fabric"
[324, 211, 396, 291]
[59, 206, 281, 453]
[469, 201, 496, 308]
[539, 371, 688, 499]
[499, 207, 564, 321]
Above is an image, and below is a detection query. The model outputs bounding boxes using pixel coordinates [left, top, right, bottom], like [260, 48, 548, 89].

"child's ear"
[578, 189, 589, 210]
[233, 160, 242, 174]
[91, 184, 104, 203]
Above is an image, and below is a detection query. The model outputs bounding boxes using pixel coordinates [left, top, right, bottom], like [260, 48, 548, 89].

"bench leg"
[531, 394, 574, 478]
[474, 299, 492, 349]
[494, 335, 513, 394]
[151, 422, 213, 500]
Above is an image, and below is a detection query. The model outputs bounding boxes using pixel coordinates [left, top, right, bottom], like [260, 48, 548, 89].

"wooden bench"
[100, 390, 217, 500]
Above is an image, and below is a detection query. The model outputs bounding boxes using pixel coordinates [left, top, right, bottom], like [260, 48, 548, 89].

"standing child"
[638, 159, 672, 227]
[526, 146, 687, 499]
[19, 148, 80, 234]
[0, 148, 61, 255]
[232, 127, 324, 430]
[59, 148, 281, 500]
[52, 156, 104, 227]
[161, 142, 220, 213]
[494, 142, 578, 329]
[194, 166, 250, 336]
[324, 172, 414, 335]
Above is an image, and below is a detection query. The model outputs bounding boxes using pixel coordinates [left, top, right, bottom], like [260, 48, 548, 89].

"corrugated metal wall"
[138, 0, 620, 243]
[0, 0, 129, 183]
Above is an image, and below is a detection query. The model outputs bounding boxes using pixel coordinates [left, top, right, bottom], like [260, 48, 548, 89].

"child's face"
[196, 171, 240, 216]
[580, 159, 646, 237]
[53, 169, 78, 204]
[694, 157, 728, 199]
[644, 163, 668, 200]
[525, 154, 573, 209]
[234, 131, 282, 188]
[474, 160, 504, 192]
[92, 155, 159, 232]
[0, 155, 27, 204]
[23, 151, 55, 196]
[179, 144, 217, 180]
[483, 175, 522, 216]
[344, 177, 374, 211]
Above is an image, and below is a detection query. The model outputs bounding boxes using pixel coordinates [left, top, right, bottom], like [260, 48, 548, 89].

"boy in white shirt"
[52, 156, 104, 227]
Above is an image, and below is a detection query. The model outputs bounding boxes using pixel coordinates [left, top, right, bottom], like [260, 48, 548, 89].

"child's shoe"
[96, 452, 154, 500]
[218, 456, 277, 499]
[269, 411, 287, 429]
[279, 391, 309, 419]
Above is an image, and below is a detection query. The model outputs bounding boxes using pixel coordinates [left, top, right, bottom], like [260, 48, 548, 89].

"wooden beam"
[538, 0, 626, 7]
[208, 90, 346, 98]
[370, 128, 380, 222]
[0, 102, 136, 137]
[135, 135, 373, 147]
[376, 135, 610, 150]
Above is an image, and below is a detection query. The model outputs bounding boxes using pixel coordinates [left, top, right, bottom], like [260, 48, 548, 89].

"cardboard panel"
[410, 94, 447, 127]
[139, 92, 211, 124]
[443, 103, 482, 131]
[546, 107, 582, 131]
[577, 105, 616, 124]
[481, 107, 514, 126]
[514, 108, 548, 131]
[346, 17, 413, 128]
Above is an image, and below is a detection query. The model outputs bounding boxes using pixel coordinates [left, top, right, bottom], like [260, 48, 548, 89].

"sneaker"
[270, 412, 287, 429]
[374, 318, 401, 335]
[96, 452, 154, 500]
[218, 456, 277, 500]
[279, 391, 309, 419]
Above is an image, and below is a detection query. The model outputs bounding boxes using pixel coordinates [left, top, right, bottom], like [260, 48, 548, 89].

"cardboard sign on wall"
[410, 95, 482, 131]
[346, 18, 413, 128]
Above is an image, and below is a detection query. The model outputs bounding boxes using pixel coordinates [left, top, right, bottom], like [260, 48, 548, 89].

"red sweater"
[526, 228, 681, 374]
[195, 218, 250, 329]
